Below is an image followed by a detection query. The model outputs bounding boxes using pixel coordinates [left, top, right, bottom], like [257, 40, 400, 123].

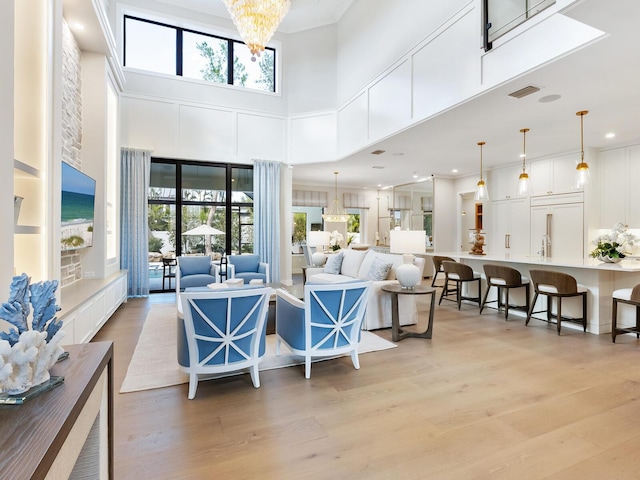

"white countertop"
[426, 251, 640, 272]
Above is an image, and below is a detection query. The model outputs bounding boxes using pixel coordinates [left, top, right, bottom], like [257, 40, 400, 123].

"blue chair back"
[305, 282, 370, 352]
[178, 287, 271, 398]
[228, 254, 260, 273]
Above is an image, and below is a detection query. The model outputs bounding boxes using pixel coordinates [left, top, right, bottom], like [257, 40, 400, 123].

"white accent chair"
[275, 281, 371, 379]
[178, 287, 271, 399]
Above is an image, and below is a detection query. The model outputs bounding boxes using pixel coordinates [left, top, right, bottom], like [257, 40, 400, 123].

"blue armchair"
[178, 287, 272, 399]
[176, 256, 217, 291]
[275, 281, 371, 379]
[228, 254, 270, 284]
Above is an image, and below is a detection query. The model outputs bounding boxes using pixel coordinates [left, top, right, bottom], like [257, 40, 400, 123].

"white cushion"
[491, 276, 530, 286]
[323, 251, 344, 274]
[448, 272, 480, 281]
[358, 251, 403, 280]
[340, 249, 368, 278]
[308, 273, 354, 284]
[539, 284, 587, 294]
[613, 288, 633, 300]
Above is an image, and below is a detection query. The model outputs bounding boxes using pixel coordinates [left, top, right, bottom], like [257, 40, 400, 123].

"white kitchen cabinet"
[530, 153, 580, 197]
[598, 148, 626, 228]
[530, 194, 584, 260]
[489, 165, 522, 200]
[628, 146, 640, 228]
[490, 198, 530, 255]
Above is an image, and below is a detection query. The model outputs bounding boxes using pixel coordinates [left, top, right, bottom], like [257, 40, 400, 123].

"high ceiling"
[66, 0, 640, 190]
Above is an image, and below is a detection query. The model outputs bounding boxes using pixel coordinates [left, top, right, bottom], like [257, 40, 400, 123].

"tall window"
[124, 15, 277, 92]
[147, 159, 253, 292]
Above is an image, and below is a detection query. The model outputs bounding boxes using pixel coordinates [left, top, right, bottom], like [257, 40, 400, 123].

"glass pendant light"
[517, 128, 531, 196]
[575, 110, 590, 189]
[474, 141, 489, 201]
[322, 171, 350, 223]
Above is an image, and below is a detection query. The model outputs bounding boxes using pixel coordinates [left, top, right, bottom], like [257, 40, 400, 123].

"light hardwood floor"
[93, 284, 640, 479]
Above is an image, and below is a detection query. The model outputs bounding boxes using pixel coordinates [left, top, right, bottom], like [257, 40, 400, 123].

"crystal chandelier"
[322, 171, 350, 223]
[221, 0, 291, 61]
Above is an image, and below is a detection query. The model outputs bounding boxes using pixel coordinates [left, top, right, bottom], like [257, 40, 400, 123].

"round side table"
[381, 284, 436, 341]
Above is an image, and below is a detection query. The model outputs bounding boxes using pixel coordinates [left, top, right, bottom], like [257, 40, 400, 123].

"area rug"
[120, 303, 397, 393]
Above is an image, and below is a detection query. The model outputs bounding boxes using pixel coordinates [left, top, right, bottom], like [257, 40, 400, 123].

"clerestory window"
[124, 15, 277, 93]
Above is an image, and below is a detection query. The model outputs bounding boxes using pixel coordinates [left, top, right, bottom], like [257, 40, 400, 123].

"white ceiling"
[153, 0, 354, 33]
[293, 0, 640, 189]
[66, 0, 640, 190]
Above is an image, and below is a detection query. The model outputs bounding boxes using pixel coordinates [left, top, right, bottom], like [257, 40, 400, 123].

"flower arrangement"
[329, 230, 344, 251]
[0, 274, 65, 395]
[590, 223, 638, 262]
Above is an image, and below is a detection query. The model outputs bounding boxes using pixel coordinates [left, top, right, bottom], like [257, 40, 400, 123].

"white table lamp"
[307, 231, 331, 266]
[390, 230, 426, 289]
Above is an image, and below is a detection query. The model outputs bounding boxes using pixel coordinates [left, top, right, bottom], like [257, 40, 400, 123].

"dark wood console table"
[0, 341, 114, 479]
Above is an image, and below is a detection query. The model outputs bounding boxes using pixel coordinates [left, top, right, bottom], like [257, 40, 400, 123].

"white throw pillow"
[323, 251, 344, 275]
[340, 249, 368, 278]
[366, 257, 393, 281]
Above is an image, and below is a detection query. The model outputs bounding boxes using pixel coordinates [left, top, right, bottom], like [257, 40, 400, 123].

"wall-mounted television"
[61, 162, 96, 251]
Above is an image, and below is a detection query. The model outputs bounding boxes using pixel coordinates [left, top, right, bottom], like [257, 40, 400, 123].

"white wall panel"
[481, 14, 604, 88]
[337, 0, 470, 104]
[290, 113, 337, 163]
[120, 96, 177, 156]
[413, 9, 480, 121]
[237, 113, 285, 162]
[368, 60, 411, 142]
[178, 105, 234, 160]
[337, 92, 368, 156]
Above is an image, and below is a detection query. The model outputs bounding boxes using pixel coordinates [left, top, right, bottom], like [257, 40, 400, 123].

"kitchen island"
[426, 252, 640, 335]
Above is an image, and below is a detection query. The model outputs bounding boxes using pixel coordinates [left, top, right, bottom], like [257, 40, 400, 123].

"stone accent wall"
[60, 20, 83, 286]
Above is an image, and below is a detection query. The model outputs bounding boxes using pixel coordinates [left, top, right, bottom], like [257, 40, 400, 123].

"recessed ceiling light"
[412, 172, 418, 178]
[452, 169, 458, 173]
[606, 133, 615, 139]
[538, 94, 562, 103]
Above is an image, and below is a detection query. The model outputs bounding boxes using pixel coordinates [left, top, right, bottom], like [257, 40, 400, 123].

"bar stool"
[480, 264, 530, 320]
[431, 256, 456, 287]
[526, 270, 588, 335]
[612, 284, 640, 343]
[439, 261, 481, 310]
[162, 258, 177, 290]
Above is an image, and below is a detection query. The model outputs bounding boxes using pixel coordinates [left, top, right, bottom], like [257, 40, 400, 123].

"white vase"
[597, 255, 622, 264]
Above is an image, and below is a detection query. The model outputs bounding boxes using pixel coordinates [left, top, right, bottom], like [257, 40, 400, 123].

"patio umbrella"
[182, 225, 225, 255]
[183, 225, 225, 236]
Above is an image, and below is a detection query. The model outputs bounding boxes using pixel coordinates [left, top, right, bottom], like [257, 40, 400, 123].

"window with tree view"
[124, 15, 277, 92]
[147, 159, 253, 292]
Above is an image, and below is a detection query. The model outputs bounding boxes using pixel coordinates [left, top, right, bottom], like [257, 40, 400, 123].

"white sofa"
[304, 249, 426, 330]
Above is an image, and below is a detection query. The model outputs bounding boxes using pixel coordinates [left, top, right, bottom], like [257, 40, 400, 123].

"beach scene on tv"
[61, 162, 96, 251]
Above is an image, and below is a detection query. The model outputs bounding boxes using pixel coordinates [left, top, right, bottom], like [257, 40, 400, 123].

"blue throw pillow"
[323, 251, 344, 275]
[366, 257, 393, 281]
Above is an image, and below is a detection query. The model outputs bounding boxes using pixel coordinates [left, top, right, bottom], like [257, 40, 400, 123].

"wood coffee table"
[381, 284, 436, 341]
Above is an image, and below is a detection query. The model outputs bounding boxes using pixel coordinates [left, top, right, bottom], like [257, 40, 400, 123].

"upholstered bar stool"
[612, 284, 640, 343]
[431, 256, 456, 287]
[480, 264, 530, 320]
[439, 261, 481, 310]
[526, 270, 588, 335]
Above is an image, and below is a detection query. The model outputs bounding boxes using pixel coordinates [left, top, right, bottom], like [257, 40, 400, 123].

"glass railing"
[484, 0, 556, 50]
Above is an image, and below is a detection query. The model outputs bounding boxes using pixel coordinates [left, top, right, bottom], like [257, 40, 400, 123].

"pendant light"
[474, 141, 489, 201]
[322, 171, 350, 223]
[575, 110, 590, 189]
[516, 128, 531, 196]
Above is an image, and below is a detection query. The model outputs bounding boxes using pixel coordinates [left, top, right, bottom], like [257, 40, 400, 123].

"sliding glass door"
[148, 159, 253, 292]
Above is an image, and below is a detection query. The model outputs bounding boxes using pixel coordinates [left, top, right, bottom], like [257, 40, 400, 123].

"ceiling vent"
[372, 166, 384, 169]
[508, 85, 540, 99]
[370, 149, 386, 155]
